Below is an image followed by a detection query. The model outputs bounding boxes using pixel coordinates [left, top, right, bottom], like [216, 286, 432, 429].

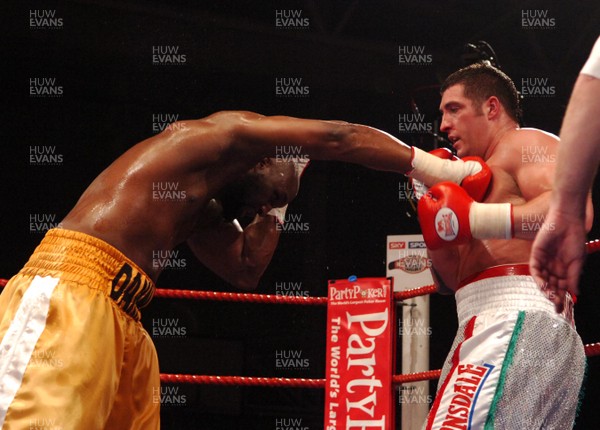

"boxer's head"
[439, 63, 521, 158]
[219, 158, 299, 221]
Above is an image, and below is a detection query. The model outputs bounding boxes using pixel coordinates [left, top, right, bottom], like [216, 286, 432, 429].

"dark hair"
[441, 63, 522, 123]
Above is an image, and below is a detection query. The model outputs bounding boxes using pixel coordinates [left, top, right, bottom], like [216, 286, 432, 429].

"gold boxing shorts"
[0, 229, 160, 430]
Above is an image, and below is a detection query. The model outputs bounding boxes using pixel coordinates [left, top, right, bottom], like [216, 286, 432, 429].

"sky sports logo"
[388, 241, 425, 249]
[388, 242, 406, 249]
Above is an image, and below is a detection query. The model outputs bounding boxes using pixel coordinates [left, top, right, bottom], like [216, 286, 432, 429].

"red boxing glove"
[460, 156, 492, 202]
[408, 147, 492, 202]
[429, 147, 456, 160]
[418, 182, 473, 250]
[418, 182, 513, 250]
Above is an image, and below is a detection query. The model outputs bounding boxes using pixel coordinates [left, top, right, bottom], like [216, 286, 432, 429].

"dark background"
[3, 1, 600, 428]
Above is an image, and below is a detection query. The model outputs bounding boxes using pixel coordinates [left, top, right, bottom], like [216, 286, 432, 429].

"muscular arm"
[187, 214, 280, 290]
[552, 74, 600, 216]
[511, 192, 553, 240]
[512, 192, 594, 240]
[216, 111, 415, 173]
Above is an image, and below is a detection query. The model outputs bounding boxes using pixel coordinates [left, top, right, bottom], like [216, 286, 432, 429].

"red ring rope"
[160, 374, 326, 388]
[586, 239, 600, 254]
[0, 276, 599, 360]
[394, 285, 437, 301]
[159, 370, 445, 387]
[152, 285, 437, 304]
[153, 289, 327, 305]
[0, 279, 436, 303]
[584, 342, 600, 357]
[392, 370, 442, 384]
[160, 344, 600, 388]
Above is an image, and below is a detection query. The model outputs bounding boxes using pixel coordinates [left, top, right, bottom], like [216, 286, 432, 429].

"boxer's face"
[247, 158, 299, 216]
[439, 84, 490, 159]
[219, 158, 299, 221]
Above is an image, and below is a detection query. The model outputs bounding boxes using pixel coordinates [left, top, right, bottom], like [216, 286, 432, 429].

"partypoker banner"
[324, 277, 395, 430]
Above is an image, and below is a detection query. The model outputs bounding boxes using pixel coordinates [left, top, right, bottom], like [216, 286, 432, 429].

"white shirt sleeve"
[581, 36, 600, 79]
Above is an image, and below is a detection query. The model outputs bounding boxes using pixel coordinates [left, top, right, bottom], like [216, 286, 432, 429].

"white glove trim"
[469, 202, 513, 239]
[408, 147, 482, 186]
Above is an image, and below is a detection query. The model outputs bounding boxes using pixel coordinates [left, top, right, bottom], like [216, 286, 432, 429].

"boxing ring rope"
[151, 284, 437, 304]
[586, 239, 600, 253]
[1, 239, 600, 390]
[0, 278, 434, 305]
[158, 369, 445, 387]
[160, 374, 327, 388]
[153, 289, 328, 305]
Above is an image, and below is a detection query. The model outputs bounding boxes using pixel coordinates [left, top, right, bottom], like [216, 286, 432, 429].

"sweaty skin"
[429, 84, 593, 291]
[60, 111, 414, 288]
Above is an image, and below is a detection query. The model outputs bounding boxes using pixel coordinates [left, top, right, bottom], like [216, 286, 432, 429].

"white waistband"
[455, 274, 572, 326]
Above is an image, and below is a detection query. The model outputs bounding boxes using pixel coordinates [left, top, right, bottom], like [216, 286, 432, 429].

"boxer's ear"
[485, 96, 500, 119]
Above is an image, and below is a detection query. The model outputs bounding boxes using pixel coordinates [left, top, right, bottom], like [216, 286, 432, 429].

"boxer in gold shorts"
[0, 230, 158, 429]
[0, 111, 489, 429]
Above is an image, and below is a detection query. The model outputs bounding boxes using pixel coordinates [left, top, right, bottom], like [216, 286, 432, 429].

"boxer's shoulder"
[496, 128, 557, 150]
[485, 128, 556, 173]
[516, 127, 559, 141]
[501, 128, 558, 157]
